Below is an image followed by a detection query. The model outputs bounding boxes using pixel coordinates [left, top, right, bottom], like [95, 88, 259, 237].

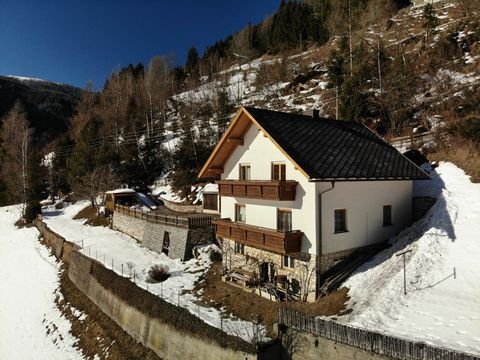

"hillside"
[173, 1, 479, 129]
[19, 0, 476, 203]
[0, 75, 81, 143]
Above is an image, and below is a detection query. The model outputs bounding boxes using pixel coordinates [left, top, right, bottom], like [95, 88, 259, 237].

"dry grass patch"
[431, 140, 480, 182]
[194, 262, 350, 333]
[73, 205, 110, 227]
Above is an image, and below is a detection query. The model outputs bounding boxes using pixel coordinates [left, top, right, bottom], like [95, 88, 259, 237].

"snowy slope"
[0, 205, 85, 360]
[341, 163, 480, 355]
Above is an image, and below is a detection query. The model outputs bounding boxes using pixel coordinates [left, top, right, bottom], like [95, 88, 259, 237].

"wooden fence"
[389, 131, 445, 152]
[279, 308, 480, 360]
[114, 205, 212, 229]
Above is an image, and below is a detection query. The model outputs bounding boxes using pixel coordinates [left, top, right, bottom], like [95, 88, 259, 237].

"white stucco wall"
[220, 125, 318, 255]
[318, 180, 413, 254]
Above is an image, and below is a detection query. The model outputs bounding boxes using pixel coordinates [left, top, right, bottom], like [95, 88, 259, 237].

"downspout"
[316, 181, 335, 297]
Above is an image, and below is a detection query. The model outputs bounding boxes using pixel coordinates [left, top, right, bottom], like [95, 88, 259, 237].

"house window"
[239, 164, 251, 180]
[283, 255, 295, 268]
[277, 209, 292, 232]
[235, 204, 246, 223]
[383, 205, 393, 226]
[234, 242, 245, 254]
[203, 193, 218, 211]
[334, 209, 347, 233]
[272, 162, 286, 180]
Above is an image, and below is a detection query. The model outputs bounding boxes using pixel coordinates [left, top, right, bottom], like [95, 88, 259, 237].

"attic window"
[272, 162, 286, 181]
[239, 164, 251, 180]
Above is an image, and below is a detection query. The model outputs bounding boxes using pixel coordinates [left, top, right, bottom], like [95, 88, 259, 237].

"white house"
[198, 107, 429, 301]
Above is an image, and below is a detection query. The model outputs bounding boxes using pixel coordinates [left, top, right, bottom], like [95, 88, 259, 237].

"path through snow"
[0, 205, 84, 359]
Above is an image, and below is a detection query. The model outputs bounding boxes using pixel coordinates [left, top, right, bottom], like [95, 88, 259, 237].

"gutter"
[316, 181, 335, 297]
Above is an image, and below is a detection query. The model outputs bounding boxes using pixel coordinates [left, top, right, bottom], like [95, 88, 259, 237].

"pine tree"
[423, 3, 439, 44]
[186, 46, 200, 80]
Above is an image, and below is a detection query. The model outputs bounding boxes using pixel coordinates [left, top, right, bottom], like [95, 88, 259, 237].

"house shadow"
[351, 165, 456, 277]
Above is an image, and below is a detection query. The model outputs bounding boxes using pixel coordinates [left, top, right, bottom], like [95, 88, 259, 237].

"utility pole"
[335, 86, 339, 120]
[397, 249, 412, 295]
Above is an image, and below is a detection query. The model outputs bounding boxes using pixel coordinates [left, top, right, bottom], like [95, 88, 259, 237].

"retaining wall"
[279, 308, 480, 360]
[160, 197, 202, 213]
[69, 251, 256, 360]
[34, 218, 262, 360]
[112, 211, 214, 260]
[413, 196, 437, 221]
[111, 212, 146, 243]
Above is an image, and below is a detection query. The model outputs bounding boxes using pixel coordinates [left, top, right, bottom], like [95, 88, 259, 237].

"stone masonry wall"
[112, 212, 146, 243]
[160, 197, 202, 213]
[222, 238, 318, 302]
[319, 248, 357, 274]
[413, 196, 436, 221]
[113, 211, 214, 261]
[142, 222, 190, 260]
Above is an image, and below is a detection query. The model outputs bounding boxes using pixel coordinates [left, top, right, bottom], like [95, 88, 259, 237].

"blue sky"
[0, 0, 280, 88]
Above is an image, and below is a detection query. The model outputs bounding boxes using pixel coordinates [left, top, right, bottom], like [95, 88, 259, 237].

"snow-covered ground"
[42, 202, 263, 342]
[0, 205, 85, 360]
[342, 162, 480, 355]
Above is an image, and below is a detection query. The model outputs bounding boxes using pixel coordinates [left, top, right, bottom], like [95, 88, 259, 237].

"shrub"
[148, 264, 170, 283]
[209, 250, 222, 262]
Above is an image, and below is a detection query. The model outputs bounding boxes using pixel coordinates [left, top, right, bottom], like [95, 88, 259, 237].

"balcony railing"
[216, 180, 297, 201]
[213, 218, 303, 255]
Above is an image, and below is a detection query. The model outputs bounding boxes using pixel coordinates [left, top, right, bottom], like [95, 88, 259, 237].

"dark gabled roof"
[244, 107, 430, 181]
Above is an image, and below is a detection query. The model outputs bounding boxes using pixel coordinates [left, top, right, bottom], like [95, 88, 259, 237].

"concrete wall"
[35, 219, 259, 360]
[287, 331, 393, 360]
[221, 125, 318, 255]
[35, 219, 81, 263]
[319, 180, 413, 254]
[68, 251, 256, 360]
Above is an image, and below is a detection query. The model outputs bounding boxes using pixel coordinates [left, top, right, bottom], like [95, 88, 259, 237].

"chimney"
[303, 109, 319, 120]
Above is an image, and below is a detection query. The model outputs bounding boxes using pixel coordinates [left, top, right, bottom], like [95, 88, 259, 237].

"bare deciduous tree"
[0, 102, 33, 217]
[73, 165, 121, 208]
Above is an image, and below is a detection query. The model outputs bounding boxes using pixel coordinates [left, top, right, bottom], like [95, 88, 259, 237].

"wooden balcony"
[216, 180, 297, 201]
[213, 218, 303, 255]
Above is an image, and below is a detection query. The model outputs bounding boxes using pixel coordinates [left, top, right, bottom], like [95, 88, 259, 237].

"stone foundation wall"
[112, 212, 146, 242]
[413, 196, 436, 221]
[319, 248, 357, 274]
[221, 238, 318, 302]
